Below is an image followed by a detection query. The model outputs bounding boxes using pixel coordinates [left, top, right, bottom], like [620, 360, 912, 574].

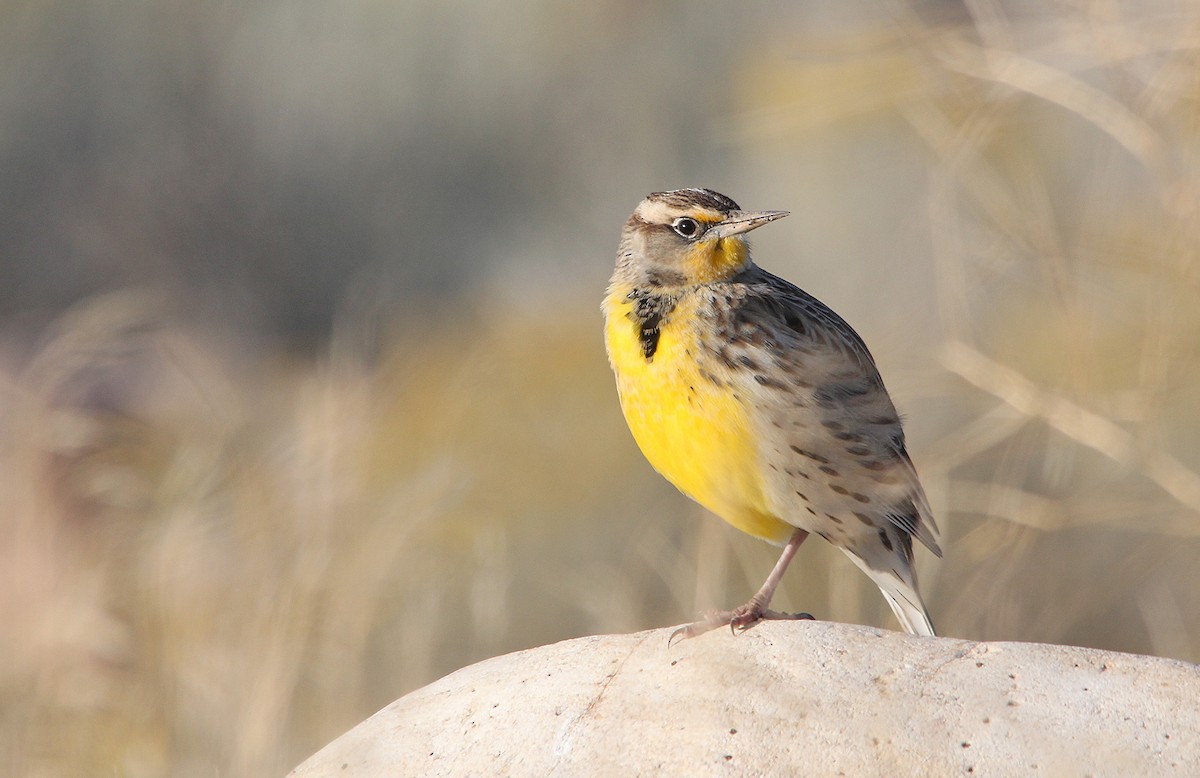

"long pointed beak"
[707, 209, 790, 239]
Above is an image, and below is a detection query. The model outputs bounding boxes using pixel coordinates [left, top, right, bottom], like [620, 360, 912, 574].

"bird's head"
[614, 188, 788, 287]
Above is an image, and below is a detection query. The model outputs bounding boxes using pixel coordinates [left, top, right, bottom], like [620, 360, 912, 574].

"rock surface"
[289, 622, 1199, 776]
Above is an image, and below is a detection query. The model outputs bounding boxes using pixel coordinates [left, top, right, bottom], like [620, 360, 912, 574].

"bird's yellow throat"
[683, 238, 749, 284]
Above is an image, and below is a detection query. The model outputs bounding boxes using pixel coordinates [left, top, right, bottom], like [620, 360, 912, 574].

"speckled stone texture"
[289, 622, 1198, 777]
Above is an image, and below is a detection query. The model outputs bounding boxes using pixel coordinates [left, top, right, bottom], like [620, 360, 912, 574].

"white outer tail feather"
[842, 550, 937, 637]
[878, 582, 936, 637]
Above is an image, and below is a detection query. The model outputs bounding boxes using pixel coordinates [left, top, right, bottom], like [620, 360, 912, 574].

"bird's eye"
[672, 217, 701, 239]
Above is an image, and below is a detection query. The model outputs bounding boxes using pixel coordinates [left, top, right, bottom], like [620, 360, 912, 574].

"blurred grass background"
[2, 0, 1200, 774]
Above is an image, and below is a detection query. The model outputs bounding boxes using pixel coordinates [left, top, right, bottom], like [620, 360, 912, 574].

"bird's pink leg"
[670, 528, 814, 644]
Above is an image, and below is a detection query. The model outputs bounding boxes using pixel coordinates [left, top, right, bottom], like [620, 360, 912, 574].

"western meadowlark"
[603, 188, 941, 639]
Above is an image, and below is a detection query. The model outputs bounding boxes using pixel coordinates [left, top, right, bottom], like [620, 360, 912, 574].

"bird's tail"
[843, 550, 937, 637]
[877, 576, 936, 637]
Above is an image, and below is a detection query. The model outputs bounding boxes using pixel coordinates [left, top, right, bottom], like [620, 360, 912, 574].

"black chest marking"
[627, 288, 677, 361]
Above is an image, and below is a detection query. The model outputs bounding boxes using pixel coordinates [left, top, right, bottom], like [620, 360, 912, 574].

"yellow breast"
[603, 286, 794, 544]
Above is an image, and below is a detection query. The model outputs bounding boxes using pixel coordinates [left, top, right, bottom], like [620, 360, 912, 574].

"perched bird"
[602, 188, 941, 639]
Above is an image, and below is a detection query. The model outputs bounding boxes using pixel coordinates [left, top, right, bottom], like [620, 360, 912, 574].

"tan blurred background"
[3, 1, 1200, 774]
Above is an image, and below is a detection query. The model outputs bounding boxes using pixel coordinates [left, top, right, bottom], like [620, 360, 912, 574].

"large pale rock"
[290, 622, 1198, 776]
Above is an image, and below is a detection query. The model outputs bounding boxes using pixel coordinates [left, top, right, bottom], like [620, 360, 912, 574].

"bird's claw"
[668, 608, 816, 645]
[667, 625, 692, 647]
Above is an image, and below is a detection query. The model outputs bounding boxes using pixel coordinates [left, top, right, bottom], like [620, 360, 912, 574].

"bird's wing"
[718, 266, 941, 556]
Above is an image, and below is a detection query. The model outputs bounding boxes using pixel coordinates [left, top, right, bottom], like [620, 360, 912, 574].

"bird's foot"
[668, 606, 814, 645]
